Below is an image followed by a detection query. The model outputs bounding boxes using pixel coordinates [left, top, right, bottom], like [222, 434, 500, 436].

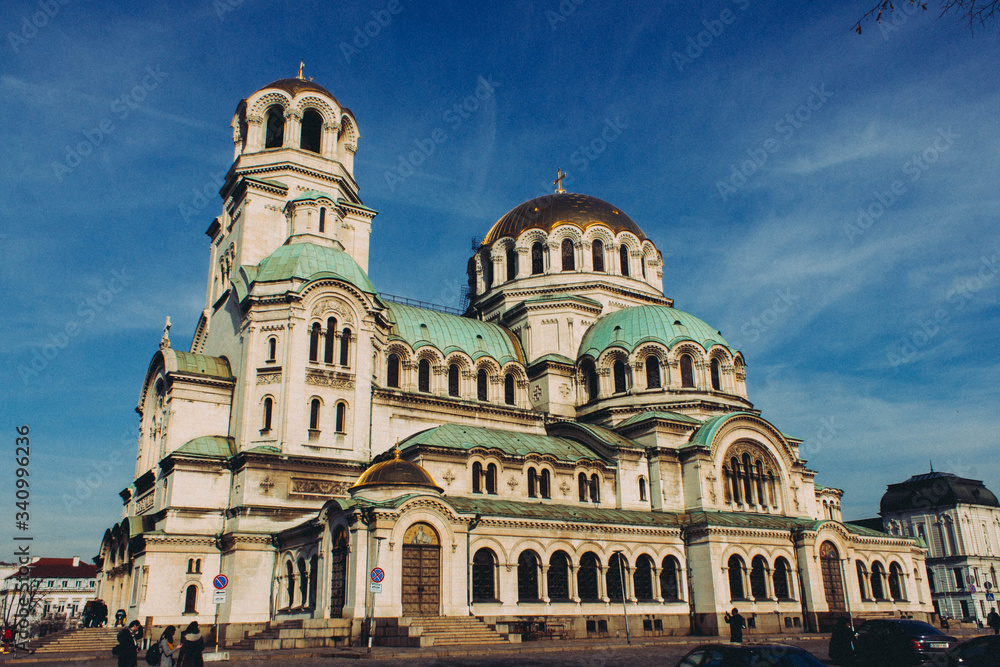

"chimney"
[73, 556, 80, 567]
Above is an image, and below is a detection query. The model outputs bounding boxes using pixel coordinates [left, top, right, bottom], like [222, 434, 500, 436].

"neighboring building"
[878, 471, 1000, 624]
[1, 557, 98, 632]
[93, 72, 933, 641]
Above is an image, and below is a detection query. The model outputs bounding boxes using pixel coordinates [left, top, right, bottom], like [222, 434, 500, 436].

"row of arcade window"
[578, 473, 601, 503]
[857, 561, 907, 602]
[483, 240, 642, 289]
[727, 555, 795, 602]
[472, 549, 684, 603]
[308, 319, 352, 366]
[282, 556, 320, 610]
[386, 356, 518, 405]
[262, 397, 349, 434]
[264, 107, 323, 153]
[723, 455, 779, 509]
[583, 355, 724, 401]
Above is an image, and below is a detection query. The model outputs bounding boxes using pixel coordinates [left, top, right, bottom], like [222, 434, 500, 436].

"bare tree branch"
[854, 0, 999, 34]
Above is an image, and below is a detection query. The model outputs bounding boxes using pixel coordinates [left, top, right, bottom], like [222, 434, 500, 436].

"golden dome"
[352, 449, 442, 492]
[481, 192, 646, 247]
[256, 78, 341, 106]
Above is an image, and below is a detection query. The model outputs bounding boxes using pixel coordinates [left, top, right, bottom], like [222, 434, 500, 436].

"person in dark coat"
[829, 617, 855, 665]
[988, 607, 1000, 635]
[114, 620, 141, 667]
[176, 621, 205, 667]
[724, 607, 745, 643]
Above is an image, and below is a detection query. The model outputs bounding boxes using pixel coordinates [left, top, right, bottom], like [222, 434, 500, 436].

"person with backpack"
[176, 622, 204, 667]
[145, 625, 180, 667]
[113, 620, 142, 667]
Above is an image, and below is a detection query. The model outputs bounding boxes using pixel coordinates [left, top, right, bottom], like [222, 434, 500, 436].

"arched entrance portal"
[820, 541, 846, 611]
[401, 522, 440, 616]
[329, 527, 348, 618]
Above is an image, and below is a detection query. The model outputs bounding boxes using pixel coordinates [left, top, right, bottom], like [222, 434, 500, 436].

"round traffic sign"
[370, 567, 385, 583]
[213, 574, 229, 589]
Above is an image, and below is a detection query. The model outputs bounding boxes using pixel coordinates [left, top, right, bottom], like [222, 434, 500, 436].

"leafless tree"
[1, 577, 44, 640]
[855, 0, 1000, 33]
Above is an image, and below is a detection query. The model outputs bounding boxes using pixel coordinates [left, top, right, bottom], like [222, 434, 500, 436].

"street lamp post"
[613, 550, 631, 644]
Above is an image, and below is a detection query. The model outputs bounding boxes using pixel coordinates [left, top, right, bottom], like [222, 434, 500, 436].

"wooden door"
[401, 523, 440, 616]
[820, 541, 846, 611]
[329, 528, 348, 618]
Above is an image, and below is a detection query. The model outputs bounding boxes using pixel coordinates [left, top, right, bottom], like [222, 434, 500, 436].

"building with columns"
[94, 73, 933, 644]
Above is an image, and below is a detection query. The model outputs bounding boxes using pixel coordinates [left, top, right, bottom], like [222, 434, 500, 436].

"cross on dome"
[554, 169, 567, 193]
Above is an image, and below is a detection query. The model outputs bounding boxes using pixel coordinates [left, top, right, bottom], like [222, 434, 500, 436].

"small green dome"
[578, 305, 731, 359]
[386, 303, 525, 365]
[249, 242, 377, 294]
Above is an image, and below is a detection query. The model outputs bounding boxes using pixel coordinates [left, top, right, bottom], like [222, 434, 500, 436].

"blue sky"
[2, 1, 998, 557]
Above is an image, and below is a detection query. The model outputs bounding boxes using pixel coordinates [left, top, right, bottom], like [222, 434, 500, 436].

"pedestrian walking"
[113, 620, 142, 667]
[988, 607, 1000, 635]
[724, 607, 745, 643]
[176, 621, 204, 667]
[2, 625, 13, 653]
[157, 625, 182, 667]
[828, 617, 855, 665]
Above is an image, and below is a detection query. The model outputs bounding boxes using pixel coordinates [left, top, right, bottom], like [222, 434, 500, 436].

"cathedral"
[95, 73, 933, 645]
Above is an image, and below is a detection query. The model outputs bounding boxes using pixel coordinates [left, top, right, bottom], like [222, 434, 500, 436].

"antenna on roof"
[930, 460, 934, 473]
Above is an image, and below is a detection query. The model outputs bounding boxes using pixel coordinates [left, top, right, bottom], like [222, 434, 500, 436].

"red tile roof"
[4, 558, 97, 580]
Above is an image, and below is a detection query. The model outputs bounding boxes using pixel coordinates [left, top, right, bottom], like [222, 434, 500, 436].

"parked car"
[852, 619, 957, 666]
[676, 643, 826, 666]
[919, 634, 1000, 667]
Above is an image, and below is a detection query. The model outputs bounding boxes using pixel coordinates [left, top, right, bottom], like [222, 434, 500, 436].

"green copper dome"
[578, 305, 732, 359]
[386, 303, 525, 365]
[245, 242, 377, 294]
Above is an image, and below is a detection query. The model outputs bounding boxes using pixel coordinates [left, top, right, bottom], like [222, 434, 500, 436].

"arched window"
[485, 463, 497, 494]
[264, 106, 285, 149]
[592, 239, 605, 272]
[728, 555, 746, 600]
[711, 359, 722, 391]
[755, 461, 766, 507]
[750, 555, 768, 600]
[472, 548, 496, 602]
[871, 562, 887, 600]
[613, 360, 627, 393]
[578, 473, 588, 502]
[504, 373, 515, 405]
[888, 562, 906, 601]
[481, 249, 492, 290]
[262, 397, 273, 432]
[578, 552, 600, 601]
[531, 242, 544, 275]
[300, 109, 322, 153]
[195, 559, 201, 573]
[730, 457, 742, 504]
[774, 557, 792, 600]
[517, 550, 540, 601]
[561, 238, 575, 271]
[309, 399, 321, 430]
[661, 556, 681, 601]
[619, 245, 630, 277]
[540, 469, 550, 499]
[857, 562, 870, 600]
[639, 477, 647, 501]
[607, 553, 627, 601]
[646, 356, 661, 389]
[309, 322, 321, 362]
[590, 473, 600, 503]
[285, 561, 295, 608]
[742, 454, 755, 505]
[506, 246, 518, 281]
[448, 364, 459, 397]
[387, 354, 400, 388]
[528, 468, 537, 498]
[324, 317, 337, 363]
[477, 369, 488, 401]
[298, 558, 309, 606]
[308, 555, 318, 608]
[634, 555, 655, 601]
[582, 361, 599, 401]
[641, 254, 647, 279]
[318, 207, 326, 233]
[418, 359, 430, 393]
[767, 473, 778, 508]
[680, 354, 694, 388]
[187, 559, 194, 574]
[339, 328, 351, 366]
[548, 551, 570, 600]
[472, 462, 482, 494]
[184, 584, 198, 614]
[266, 337, 277, 362]
[335, 402, 346, 433]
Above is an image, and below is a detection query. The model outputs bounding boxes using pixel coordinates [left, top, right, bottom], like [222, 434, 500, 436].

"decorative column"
[540, 565, 550, 604]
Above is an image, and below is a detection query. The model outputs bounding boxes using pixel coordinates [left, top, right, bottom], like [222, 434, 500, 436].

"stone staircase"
[28, 626, 119, 654]
[376, 616, 513, 647]
[228, 618, 354, 650]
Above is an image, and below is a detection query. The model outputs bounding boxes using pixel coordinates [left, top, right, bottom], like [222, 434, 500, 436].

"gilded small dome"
[257, 78, 340, 105]
[481, 192, 646, 247]
[352, 450, 442, 492]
